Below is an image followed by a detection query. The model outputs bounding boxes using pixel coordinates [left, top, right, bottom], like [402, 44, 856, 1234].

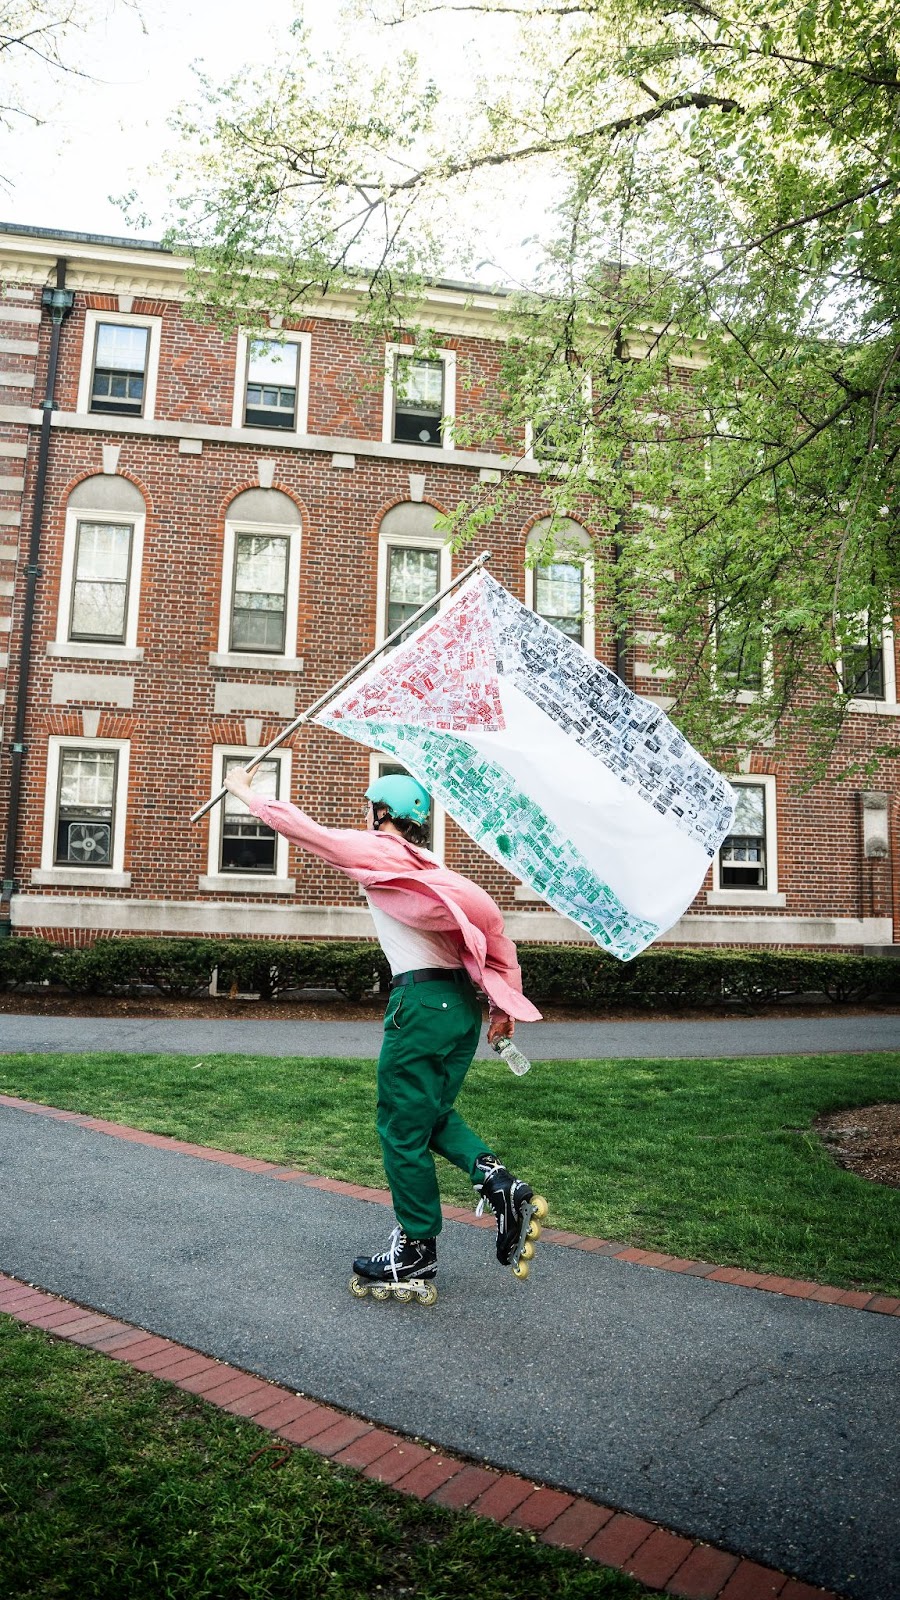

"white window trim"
[39, 735, 131, 882]
[524, 530, 595, 657]
[710, 603, 774, 705]
[839, 618, 898, 714]
[232, 329, 312, 436]
[367, 751, 446, 864]
[76, 309, 162, 421]
[217, 516, 302, 661]
[376, 523, 451, 649]
[708, 773, 784, 907]
[523, 369, 592, 462]
[383, 344, 457, 452]
[52, 503, 146, 655]
[202, 745, 294, 891]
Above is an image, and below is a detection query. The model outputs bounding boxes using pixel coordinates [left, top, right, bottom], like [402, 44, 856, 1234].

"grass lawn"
[1, 1049, 899, 1294]
[0, 1318, 645, 1600]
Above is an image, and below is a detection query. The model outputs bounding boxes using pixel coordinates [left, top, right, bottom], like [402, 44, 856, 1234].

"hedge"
[1, 936, 897, 1008]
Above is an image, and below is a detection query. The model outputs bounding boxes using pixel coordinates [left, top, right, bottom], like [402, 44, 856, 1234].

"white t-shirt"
[365, 894, 462, 977]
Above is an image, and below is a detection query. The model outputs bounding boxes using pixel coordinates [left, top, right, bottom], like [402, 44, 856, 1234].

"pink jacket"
[247, 797, 542, 1022]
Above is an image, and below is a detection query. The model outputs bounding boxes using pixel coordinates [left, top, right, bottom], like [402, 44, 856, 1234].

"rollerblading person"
[222, 766, 545, 1305]
[349, 1227, 438, 1305]
[474, 1155, 548, 1279]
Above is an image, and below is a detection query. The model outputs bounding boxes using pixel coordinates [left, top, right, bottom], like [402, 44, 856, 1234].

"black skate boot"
[349, 1226, 438, 1305]
[473, 1155, 548, 1279]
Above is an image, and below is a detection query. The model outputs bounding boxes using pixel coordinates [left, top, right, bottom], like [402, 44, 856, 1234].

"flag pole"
[189, 549, 492, 824]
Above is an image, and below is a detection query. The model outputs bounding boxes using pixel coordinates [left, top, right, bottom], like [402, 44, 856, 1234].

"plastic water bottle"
[491, 1036, 532, 1076]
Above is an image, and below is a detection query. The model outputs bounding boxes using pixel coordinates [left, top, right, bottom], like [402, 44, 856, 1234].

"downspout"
[0, 259, 74, 938]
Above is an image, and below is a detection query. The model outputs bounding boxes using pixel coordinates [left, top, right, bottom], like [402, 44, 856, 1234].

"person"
[222, 765, 545, 1301]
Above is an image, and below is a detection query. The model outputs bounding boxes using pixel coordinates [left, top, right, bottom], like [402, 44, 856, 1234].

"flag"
[316, 571, 735, 960]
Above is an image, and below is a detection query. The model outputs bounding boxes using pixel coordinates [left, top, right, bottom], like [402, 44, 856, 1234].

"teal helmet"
[365, 773, 431, 823]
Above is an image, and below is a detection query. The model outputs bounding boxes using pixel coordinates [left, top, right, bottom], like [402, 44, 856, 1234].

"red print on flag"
[329, 579, 505, 732]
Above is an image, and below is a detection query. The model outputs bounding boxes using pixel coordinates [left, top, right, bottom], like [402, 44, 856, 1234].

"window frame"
[524, 522, 595, 656]
[217, 516, 302, 664]
[232, 330, 312, 436]
[77, 310, 162, 421]
[40, 735, 131, 879]
[523, 368, 593, 465]
[708, 774, 783, 906]
[202, 745, 294, 891]
[55, 503, 146, 657]
[839, 616, 898, 713]
[67, 518, 135, 645]
[711, 602, 773, 704]
[228, 529, 291, 656]
[375, 523, 451, 649]
[383, 343, 456, 452]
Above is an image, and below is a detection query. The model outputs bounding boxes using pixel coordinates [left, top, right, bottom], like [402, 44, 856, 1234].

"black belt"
[390, 967, 471, 989]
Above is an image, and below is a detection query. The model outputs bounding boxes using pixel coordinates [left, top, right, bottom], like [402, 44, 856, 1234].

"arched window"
[215, 489, 303, 666]
[524, 518, 595, 654]
[52, 475, 147, 660]
[376, 502, 450, 648]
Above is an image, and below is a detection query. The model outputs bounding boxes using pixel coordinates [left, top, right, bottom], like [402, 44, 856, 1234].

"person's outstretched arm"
[222, 766, 377, 878]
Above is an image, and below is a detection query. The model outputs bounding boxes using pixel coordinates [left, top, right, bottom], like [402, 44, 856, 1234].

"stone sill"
[848, 699, 900, 716]
[198, 876, 295, 895]
[706, 891, 786, 908]
[31, 868, 131, 888]
[46, 641, 144, 662]
[209, 653, 304, 672]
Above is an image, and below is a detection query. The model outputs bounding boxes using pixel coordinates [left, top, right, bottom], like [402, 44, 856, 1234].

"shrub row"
[0, 937, 897, 1008]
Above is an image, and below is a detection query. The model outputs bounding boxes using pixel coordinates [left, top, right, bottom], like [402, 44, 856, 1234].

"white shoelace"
[370, 1225, 405, 1280]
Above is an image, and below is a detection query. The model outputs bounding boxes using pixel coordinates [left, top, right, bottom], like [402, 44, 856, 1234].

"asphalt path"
[2, 1012, 900, 1057]
[1, 1102, 897, 1600]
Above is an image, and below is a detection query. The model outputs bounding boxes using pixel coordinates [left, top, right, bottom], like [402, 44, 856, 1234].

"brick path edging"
[0, 1271, 840, 1600]
[1, 1092, 898, 1316]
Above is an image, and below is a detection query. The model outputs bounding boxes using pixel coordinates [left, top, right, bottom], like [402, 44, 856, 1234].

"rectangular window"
[842, 624, 885, 700]
[719, 783, 767, 889]
[244, 340, 299, 429]
[386, 546, 440, 643]
[716, 612, 766, 693]
[69, 521, 133, 643]
[393, 356, 444, 447]
[54, 748, 118, 867]
[535, 562, 584, 642]
[221, 756, 279, 873]
[230, 534, 289, 653]
[90, 323, 149, 417]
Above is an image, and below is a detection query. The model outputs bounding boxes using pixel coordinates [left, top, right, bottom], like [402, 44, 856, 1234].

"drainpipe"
[0, 259, 74, 938]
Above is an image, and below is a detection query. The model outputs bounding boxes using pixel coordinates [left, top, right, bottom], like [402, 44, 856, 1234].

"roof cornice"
[0, 224, 511, 338]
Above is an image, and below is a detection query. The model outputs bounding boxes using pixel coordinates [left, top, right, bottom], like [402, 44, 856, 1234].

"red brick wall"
[0, 269, 896, 947]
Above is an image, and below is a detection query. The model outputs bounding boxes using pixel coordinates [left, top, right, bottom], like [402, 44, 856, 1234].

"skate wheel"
[372, 1284, 391, 1302]
[348, 1275, 369, 1299]
[393, 1287, 414, 1304]
[512, 1259, 530, 1280]
[520, 1239, 535, 1262]
[418, 1282, 438, 1306]
[531, 1195, 549, 1221]
[526, 1219, 542, 1241]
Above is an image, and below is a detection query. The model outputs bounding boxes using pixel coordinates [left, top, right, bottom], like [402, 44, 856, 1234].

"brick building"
[0, 223, 896, 951]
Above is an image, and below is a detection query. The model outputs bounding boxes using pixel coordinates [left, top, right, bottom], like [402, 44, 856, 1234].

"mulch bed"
[813, 1102, 900, 1189]
[2, 992, 899, 1024]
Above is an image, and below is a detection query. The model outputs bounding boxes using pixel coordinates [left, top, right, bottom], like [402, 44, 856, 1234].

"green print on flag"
[333, 716, 660, 959]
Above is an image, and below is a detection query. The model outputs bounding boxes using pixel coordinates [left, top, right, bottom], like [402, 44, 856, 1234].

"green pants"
[376, 976, 490, 1239]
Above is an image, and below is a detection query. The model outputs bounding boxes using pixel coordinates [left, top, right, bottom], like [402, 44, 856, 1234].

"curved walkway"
[2, 1010, 899, 1057]
[1, 1092, 898, 1600]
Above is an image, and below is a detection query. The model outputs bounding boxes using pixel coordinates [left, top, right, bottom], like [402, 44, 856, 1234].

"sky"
[0, 0, 545, 281]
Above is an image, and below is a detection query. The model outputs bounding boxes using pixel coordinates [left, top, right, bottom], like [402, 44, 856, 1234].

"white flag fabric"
[317, 571, 735, 960]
